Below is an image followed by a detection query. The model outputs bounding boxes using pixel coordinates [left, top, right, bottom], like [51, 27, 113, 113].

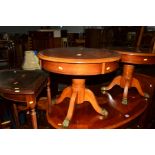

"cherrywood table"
[38, 47, 121, 127]
[0, 70, 48, 129]
[102, 47, 155, 104]
[46, 74, 153, 129]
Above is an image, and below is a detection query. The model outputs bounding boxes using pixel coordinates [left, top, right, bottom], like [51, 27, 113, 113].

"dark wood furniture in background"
[84, 26, 155, 49]
[1, 26, 153, 70]
[0, 70, 49, 128]
[28, 31, 54, 51]
[28, 30, 65, 51]
[85, 28, 103, 48]
[102, 47, 155, 104]
[67, 33, 80, 47]
[0, 40, 16, 69]
[38, 47, 121, 128]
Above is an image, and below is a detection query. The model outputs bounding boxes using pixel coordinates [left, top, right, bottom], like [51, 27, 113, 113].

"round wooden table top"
[38, 47, 121, 76]
[38, 47, 121, 63]
[110, 47, 155, 64]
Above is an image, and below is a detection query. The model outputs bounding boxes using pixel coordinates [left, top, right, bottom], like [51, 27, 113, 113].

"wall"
[0, 26, 87, 34]
[0, 26, 41, 34]
[0, 26, 103, 34]
[1, 26, 154, 35]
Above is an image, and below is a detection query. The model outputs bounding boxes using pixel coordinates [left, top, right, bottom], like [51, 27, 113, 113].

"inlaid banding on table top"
[38, 47, 121, 63]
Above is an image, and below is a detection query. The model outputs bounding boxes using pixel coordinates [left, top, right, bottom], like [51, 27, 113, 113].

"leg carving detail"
[56, 86, 72, 104]
[131, 78, 145, 97]
[85, 89, 108, 116]
[101, 76, 122, 91]
[122, 80, 130, 105]
[62, 91, 77, 128]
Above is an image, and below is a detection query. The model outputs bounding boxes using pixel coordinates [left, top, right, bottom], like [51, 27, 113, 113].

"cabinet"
[84, 27, 142, 48]
[85, 28, 103, 48]
[28, 31, 54, 51]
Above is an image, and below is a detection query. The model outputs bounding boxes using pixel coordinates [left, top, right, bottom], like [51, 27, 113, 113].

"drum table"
[102, 47, 155, 104]
[38, 47, 121, 127]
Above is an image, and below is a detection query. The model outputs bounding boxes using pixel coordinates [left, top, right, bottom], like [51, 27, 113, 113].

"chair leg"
[12, 103, 20, 128]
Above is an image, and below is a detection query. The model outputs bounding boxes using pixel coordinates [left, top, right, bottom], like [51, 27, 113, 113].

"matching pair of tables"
[0, 47, 154, 128]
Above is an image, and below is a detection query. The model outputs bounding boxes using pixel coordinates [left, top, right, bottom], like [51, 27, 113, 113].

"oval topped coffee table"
[38, 47, 121, 127]
[102, 47, 155, 104]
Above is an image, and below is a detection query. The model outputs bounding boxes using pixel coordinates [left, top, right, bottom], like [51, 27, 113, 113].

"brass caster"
[144, 93, 150, 98]
[122, 98, 128, 105]
[62, 119, 70, 128]
[101, 87, 107, 94]
[101, 108, 108, 116]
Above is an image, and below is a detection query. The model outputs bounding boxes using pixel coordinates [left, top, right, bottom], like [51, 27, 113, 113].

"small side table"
[0, 70, 49, 128]
[102, 48, 155, 104]
[38, 47, 121, 127]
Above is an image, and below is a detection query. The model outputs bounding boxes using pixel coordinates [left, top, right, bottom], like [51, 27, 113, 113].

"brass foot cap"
[62, 119, 70, 128]
[101, 87, 107, 94]
[101, 87, 107, 91]
[144, 93, 150, 98]
[102, 109, 108, 116]
[122, 98, 128, 105]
